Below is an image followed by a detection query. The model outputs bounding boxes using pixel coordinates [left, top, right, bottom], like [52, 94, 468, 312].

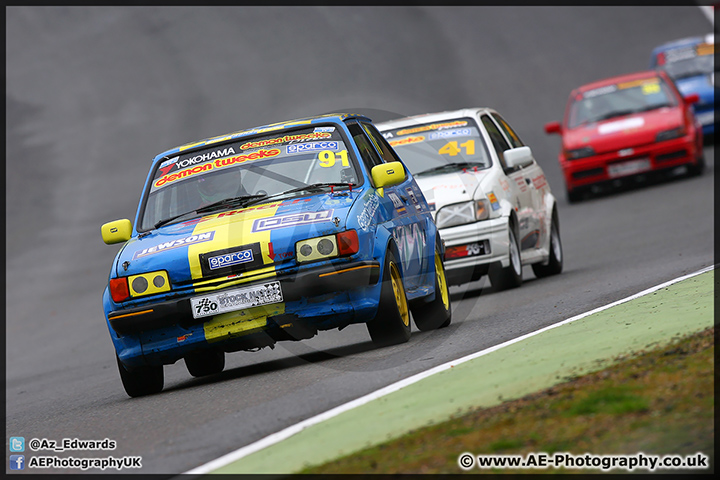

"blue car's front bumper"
[105, 259, 382, 367]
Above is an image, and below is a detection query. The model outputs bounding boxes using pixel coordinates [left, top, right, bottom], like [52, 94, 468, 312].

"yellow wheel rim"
[389, 262, 409, 327]
[434, 252, 449, 310]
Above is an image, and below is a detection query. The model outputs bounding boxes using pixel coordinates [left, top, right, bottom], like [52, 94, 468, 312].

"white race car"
[377, 108, 563, 289]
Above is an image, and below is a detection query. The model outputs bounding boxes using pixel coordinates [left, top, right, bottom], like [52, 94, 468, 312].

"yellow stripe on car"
[187, 202, 283, 281]
[204, 303, 286, 343]
[187, 202, 286, 343]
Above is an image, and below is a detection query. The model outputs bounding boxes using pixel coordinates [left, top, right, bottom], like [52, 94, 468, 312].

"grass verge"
[301, 327, 714, 474]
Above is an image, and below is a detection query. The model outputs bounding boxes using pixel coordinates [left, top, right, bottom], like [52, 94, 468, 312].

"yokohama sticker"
[191, 281, 283, 319]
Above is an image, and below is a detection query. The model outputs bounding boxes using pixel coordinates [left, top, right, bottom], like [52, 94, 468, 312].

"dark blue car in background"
[650, 34, 715, 137]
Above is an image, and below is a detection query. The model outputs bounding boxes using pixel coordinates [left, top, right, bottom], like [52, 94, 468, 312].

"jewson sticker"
[286, 141, 340, 154]
[314, 126, 336, 133]
[429, 128, 472, 139]
[132, 232, 216, 259]
[208, 249, 254, 270]
[252, 210, 334, 232]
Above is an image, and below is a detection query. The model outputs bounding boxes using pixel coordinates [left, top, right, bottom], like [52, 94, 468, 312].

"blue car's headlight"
[296, 230, 359, 263]
[128, 270, 171, 298]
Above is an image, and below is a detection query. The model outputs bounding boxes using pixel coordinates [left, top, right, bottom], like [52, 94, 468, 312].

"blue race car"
[650, 34, 715, 136]
[101, 113, 451, 397]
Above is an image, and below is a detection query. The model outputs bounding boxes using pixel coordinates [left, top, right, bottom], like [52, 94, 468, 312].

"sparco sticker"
[286, 141, 340, 154]
[191, 281, 283, 319]
[132, 232, 216, 259]
[208, 249, 254, 270]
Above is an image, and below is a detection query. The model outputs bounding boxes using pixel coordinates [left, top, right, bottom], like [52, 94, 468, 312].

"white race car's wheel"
[532, 211, 563, 278]
[116, 356, 163, 398]
[687, 151, 705, 177]
[367, 250, 411, 346]
[567, 188, 583, 204]
[489, 225, 522, 291]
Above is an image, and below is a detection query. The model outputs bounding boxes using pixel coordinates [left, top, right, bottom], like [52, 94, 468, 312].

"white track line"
[183, 264, 715, 476]
[699, 5, 714, 25]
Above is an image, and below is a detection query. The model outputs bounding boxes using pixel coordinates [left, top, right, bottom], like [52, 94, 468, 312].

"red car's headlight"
[655, 126, 685, 142]
[564, 146, 595, 160]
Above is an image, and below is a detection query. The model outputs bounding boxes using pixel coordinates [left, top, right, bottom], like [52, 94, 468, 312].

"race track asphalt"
[5, 6, 714, 474]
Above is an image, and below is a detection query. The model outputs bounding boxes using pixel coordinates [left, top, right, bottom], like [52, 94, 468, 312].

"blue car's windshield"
[658, 42, 714, 80]
[139, 126, 362, 231]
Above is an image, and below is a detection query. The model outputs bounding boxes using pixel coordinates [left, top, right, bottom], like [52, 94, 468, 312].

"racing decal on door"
[387, 192, 406, 215]
[393, 223, 427, 277]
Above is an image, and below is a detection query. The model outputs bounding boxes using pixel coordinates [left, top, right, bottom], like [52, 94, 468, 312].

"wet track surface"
[5, 6, 714, 474]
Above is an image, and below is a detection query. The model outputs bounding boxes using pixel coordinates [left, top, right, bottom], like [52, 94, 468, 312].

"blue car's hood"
[116, 191, 362, 284]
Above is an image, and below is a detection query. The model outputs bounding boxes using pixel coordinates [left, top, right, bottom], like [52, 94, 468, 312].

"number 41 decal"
[438, 140, 475, 156]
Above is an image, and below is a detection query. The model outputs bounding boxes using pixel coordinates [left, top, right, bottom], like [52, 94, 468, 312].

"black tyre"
[412, 248, 452, 331]
[366, 250, 411, 346]
[488, 224, 522, 291]
[532, 210, 563, 278]
[116, 356, 163, 398]
[566, 188, 583, 204]
[185, 349, 225, 377]
[687, 152, 705, 177]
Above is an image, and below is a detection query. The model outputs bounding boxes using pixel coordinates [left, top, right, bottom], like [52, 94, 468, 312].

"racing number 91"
[319, 150, 350, 168]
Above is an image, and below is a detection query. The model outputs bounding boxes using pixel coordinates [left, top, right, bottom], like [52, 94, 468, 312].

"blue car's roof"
[153, 113, 372, 162]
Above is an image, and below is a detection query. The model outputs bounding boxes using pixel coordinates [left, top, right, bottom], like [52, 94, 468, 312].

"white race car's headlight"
[436, 200, 490, 229]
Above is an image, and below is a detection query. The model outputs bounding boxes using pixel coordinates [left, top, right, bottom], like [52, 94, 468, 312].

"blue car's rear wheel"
[116, 356, 163, 398]
[412, 248, 451, 331]
[367, 250, 411, 346]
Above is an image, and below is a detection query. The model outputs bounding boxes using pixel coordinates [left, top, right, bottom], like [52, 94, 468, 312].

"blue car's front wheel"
[116, 356, 164, 398]
[366, 250, 411, 346]
[412, 248, 451, 331]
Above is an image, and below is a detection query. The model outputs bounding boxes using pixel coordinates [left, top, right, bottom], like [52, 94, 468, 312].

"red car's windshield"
[567, 76, 678, 129]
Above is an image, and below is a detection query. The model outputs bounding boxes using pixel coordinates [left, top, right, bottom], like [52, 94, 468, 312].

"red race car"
[545, 69, 704, 203]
